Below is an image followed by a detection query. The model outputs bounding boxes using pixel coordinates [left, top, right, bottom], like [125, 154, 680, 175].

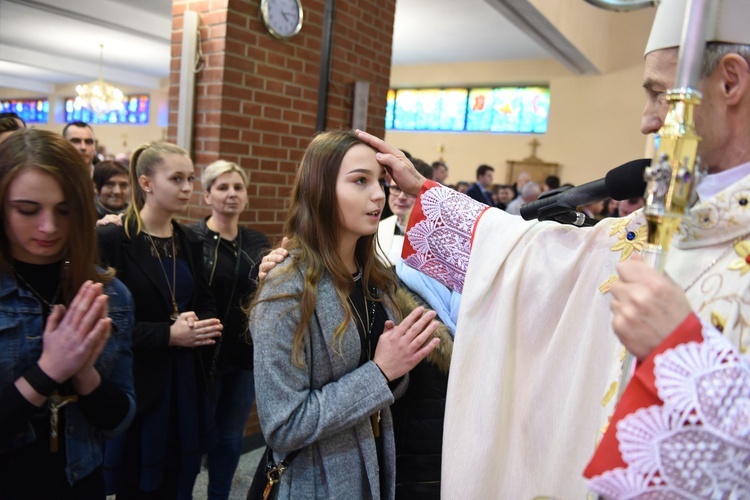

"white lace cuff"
[402, 183, 488, 294]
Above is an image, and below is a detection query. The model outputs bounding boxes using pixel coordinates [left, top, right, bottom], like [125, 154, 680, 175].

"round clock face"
[260, 0, 303, 39]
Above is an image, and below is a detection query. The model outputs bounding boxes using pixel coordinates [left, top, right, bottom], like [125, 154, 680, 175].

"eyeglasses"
[387, 185, 416, 198]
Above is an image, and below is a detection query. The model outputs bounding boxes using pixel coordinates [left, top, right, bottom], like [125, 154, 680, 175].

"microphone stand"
[523, 186, 599, 227]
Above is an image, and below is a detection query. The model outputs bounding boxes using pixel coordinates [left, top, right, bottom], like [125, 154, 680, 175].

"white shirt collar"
[696, 161, 750, 201]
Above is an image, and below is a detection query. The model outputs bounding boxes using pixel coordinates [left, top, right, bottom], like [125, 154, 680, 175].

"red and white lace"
[403, 184, 486, 294]
[588, 323, 750, 498]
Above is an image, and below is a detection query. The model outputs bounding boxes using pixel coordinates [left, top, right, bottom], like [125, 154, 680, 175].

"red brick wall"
[169, 0, 396, 439]
[170, 0, 396, 243]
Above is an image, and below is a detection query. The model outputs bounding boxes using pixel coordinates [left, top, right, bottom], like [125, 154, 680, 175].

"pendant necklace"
[14, 270, 62, 309]
[146, 231, 180, 321]
[349, 294, 371, 358]
[348, 272, 382, 438]
[349, 270, 376, 360]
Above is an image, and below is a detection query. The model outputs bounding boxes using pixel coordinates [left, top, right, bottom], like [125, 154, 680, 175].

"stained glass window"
[65, 95, 150, 125]
[0, 98, 49, 124]
[386, 86, 549, 134]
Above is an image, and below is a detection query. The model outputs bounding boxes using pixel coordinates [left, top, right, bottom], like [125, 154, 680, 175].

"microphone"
[520, 158, 650, 224]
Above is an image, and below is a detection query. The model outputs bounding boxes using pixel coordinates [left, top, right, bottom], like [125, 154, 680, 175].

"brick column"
[170, 0, 396, 241]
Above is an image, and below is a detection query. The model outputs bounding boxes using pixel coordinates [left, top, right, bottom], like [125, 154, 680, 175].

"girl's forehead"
[341, 145, 379, 173]
[158, 154, 193, 172]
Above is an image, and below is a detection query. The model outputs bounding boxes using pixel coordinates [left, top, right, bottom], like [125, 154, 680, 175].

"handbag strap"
[265, 446, 301, 483]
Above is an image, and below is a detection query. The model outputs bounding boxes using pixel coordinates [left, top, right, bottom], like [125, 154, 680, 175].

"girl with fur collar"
[248, 130, 440, 499]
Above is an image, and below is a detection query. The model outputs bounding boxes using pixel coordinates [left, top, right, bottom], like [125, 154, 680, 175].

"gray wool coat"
[250, 258, 407, 500]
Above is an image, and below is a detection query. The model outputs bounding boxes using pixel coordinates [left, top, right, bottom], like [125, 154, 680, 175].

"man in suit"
[465, 164, 495, 205]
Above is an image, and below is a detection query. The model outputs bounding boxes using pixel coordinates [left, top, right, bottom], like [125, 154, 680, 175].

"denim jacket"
[0, 272, 136, 485]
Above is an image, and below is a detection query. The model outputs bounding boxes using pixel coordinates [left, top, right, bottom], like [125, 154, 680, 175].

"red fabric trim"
[470, 207, 491, 248]
[401, 179, 437, 260]
[584, 313, 703, 478]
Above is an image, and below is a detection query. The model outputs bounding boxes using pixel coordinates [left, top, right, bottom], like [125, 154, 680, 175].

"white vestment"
[401, 175, 750, 498]
[376, 214, 405, 266]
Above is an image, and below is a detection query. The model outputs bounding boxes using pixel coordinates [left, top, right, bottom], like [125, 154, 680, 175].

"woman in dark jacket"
[99, 142, 222, 500]
[189, 160, 269, 500]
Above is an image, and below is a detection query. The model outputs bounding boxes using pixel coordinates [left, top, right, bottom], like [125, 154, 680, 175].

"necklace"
[146, 232, 180, 321]
[683, 230, 750, 292]
[348, 282, 382, 438]
[14, 269, 62, 309]
[348, 281, 378, 360]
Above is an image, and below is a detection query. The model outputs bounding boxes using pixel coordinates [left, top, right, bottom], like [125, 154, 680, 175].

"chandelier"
[75, 44, 124, 114]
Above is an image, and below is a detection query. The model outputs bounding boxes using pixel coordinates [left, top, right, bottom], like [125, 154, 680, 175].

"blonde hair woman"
[98, 142, 222, 499]
[189, 160, 269, 499]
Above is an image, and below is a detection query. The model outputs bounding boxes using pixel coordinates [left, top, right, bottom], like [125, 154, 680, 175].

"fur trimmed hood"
[393, 286, 453, 373]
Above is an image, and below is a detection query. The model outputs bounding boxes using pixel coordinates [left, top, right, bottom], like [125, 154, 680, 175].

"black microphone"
[520, 158, 650, 222]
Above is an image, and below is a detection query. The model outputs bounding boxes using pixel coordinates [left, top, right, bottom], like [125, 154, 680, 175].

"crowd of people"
[1, 0, 749, 498]
[0, 124, 268, 499]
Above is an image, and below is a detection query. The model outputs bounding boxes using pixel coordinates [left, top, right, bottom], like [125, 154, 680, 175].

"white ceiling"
[0, 0, 552, 94]
[392, 0, 549, 65]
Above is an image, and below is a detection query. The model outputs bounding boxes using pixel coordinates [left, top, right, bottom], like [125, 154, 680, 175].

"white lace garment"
[588, 321, 750, 498]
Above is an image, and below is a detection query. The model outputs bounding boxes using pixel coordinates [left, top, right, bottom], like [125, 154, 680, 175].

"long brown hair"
[0, 129, 111, 304]
[124, 141, 190, 236]
[251, 130, 400, 367]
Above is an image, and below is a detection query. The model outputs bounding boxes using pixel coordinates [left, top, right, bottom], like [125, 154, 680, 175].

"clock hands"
[280, 10, 297, 23]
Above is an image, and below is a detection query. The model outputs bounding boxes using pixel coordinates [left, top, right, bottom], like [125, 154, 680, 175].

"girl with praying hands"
[98, 142, 222, 499]
[248, 130, 440, 499]
[0, 129, 135, 499]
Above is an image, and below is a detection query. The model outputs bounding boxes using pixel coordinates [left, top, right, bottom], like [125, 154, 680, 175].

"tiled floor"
[192, 446, 264, 500]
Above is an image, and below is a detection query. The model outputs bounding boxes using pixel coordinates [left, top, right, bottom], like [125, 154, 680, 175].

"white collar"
[696, 161, 750, 201]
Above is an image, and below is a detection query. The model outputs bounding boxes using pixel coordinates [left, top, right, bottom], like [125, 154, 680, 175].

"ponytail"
[123, 141, 189, 237]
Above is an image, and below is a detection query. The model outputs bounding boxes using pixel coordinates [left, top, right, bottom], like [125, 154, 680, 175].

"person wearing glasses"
[377, 158, 433, 266]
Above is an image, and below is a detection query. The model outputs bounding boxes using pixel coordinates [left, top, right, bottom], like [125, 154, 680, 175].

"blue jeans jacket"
[0, 272, 136, 485]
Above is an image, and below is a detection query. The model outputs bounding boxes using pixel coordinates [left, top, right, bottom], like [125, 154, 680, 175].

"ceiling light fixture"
[75, 44, 124, 114]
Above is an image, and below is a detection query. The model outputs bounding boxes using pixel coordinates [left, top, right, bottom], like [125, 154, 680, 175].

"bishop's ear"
[718, 53, 750, 105]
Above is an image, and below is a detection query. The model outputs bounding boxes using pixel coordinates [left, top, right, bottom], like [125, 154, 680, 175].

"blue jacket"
[0, 272, 136, 485]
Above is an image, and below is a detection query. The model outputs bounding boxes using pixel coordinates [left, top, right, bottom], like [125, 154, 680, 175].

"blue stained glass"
[387, 86, 550, 134]
[439, 89, 468, 131]
[393, 90, 419, 130]
[64, 95, 150, 125]
[1, 99, 50, 124]
[385, 90, 395, 129]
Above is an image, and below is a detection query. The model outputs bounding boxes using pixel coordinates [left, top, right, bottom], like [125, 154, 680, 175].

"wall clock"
[260, 0, 304, 40]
